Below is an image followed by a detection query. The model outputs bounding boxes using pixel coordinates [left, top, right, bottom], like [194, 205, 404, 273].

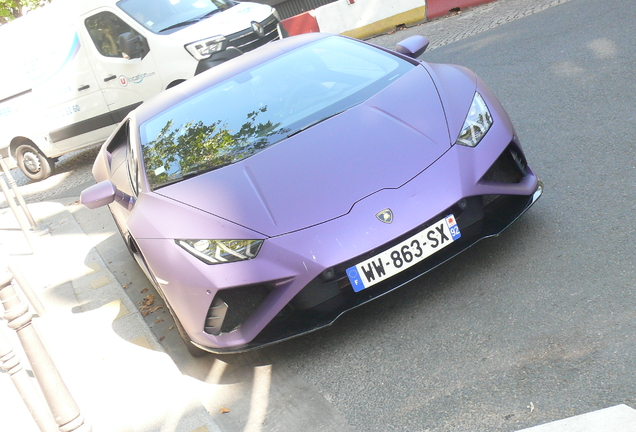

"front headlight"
[185, 36, 226, 61]
[176, 239, 263, 264]
[455, 92, 493, 147]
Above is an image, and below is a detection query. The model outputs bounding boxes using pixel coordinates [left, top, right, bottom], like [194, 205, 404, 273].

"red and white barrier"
[281, 11, 319, 36]
[280, 0, 496, 39]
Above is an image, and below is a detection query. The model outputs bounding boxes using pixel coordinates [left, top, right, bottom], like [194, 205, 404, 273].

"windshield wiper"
[159, 8, 224, 32]
[158, 19, 200, 33]
[197, 8, 223, 20]
[286, 110, 347, 139]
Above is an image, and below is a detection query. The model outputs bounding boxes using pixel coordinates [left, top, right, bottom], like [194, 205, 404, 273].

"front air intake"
[482, 143, 527, 184]
[204, 296, 228, 336]
[205, 285, 272, 335]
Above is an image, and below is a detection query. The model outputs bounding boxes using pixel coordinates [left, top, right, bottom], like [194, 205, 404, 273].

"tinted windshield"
[117, 0, 232, 33]
[140, 37, 415, 190]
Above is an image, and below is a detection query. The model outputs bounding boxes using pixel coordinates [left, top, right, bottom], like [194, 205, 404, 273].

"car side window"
[85, 12, 138, 58]
[106, 121, 130, 175]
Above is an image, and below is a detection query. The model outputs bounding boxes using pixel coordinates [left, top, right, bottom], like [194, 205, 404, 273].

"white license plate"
[346, 215, 461, 292]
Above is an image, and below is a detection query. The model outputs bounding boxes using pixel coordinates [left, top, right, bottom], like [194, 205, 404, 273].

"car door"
[105, 119, 159, 277]
[104, 120, 138, 243]
[82, 10, 163, 122]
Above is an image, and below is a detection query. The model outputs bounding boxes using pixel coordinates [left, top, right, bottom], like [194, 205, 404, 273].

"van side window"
[85, 12, 137, 58]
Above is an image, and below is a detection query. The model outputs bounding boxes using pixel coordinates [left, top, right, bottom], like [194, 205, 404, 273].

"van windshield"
[118, 0, 233, 34]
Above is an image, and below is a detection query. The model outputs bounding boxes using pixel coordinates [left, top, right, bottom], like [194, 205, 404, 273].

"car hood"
[155, 66, 454, 237]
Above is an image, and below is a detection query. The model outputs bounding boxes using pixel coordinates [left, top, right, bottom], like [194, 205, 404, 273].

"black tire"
[170, 308, 208, 357]
[15, 143, 54, 181]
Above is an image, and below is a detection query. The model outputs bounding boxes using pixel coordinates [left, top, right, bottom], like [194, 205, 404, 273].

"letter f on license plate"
[347, 215, 460, 292]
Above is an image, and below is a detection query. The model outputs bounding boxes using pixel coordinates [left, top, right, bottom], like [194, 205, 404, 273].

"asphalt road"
[8, 0, 636, 430]
[264, 0, 636, 430]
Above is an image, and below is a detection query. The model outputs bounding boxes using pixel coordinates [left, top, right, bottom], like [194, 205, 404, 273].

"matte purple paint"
[395, 34, 430, 58]
[80, 181, 119, 209]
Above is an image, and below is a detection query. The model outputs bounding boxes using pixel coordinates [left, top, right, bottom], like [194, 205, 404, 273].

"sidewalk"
[0, 201, 221, 432]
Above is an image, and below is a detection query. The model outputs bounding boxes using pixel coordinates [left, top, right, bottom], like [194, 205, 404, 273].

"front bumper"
[200, 180, 543, 353]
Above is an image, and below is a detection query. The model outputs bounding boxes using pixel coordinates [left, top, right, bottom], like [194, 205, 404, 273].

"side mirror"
[118, 32, 149, 60]
[395, 35, 430, 59]
[81, 180, 134, 210]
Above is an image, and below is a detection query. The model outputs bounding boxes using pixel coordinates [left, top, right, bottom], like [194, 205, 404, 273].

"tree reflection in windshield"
[143, 106, 285, 189]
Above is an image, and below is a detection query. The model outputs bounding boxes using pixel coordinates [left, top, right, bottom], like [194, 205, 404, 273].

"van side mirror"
[395, 35, 430, 59]
[118, 32, 149, 60]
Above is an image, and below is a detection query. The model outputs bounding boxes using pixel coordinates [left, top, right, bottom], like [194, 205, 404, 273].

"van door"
[1, 16, 112, 171]
[82, 10, 163, 123]
[44, 29, 112, 149]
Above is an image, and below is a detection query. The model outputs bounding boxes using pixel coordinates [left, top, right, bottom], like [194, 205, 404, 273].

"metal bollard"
[0, 156, 37, 229]
[0, 269, 91, 432]
[0, 173, 34, 253]
[0, 321, 58, 432]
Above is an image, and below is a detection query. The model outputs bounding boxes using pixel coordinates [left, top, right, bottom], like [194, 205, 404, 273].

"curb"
[341, 6, 426, 40]
[426, 0, 497, 19]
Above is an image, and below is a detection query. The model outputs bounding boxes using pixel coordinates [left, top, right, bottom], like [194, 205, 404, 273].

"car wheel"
[15, 143, 54, 181]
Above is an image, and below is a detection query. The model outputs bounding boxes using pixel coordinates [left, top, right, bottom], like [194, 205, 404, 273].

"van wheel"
[15, 144, 53, 181]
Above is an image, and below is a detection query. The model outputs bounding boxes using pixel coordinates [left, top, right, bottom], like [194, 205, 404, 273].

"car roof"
[131, 32, 334, 124]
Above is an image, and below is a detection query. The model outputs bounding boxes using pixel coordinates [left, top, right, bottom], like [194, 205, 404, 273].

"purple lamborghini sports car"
[81, 33, 542, 353]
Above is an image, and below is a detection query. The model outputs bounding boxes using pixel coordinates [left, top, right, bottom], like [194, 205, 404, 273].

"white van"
[0, 0, 284, 180]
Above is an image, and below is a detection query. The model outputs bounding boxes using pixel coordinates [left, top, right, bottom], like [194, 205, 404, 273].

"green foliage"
[0, 0, 50, 24]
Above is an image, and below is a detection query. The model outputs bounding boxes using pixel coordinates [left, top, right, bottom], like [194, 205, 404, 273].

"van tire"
[15, 143, 53, 181]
